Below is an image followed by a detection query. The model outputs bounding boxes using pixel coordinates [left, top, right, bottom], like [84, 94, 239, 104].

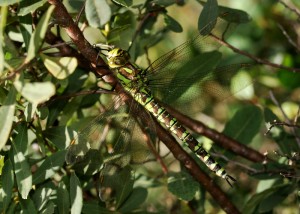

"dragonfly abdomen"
[132, 89, 235, 185]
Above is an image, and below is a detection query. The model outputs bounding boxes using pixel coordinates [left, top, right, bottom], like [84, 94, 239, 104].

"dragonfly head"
[107, 48, 130, 68]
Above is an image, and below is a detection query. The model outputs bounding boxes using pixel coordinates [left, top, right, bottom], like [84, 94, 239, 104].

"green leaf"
[197, 1, 251, 23]
[14, 74, 56, 105]
[25, 5, 54, 63]
[40, 201, 55, 214]
[168, 171, 199, 201]
[12, 123, 32, 199]
[85, 0, 111, 28]
[19, 196, 38, 214]
[223, 105, 262, 144]
[43, 126, 75, 150]
[164, 14, 183, 33]
[99, 165, 134, 207]
[198, 0, 218, 34]
[36, 106, 49, 120]
[71, 149, 103, 175]
[82, 202, 115, 213]
[112, 0, 132, 7]
[32, 183, 55, 212]
[2, 159, 14, 212]
[231, 70, 254, 100]
[243, 184, 293, 214]
[258, 184, 294, 212]
[256, 179, 277, 193]
[278, 56, 300, 90]
[33, 150, 67, 185]
[218, 5, 251, 23]
[18, 0, 47, 16]
[0, 155, 4, 175]
[41, 54, 78, 79]
[264, 107, 279, 123]
[57, 182, 70, 214]
[0, 6, 8, 73]
[70, 172, 83, 214]
[0, 0, 22, 6]
[24, 102, 37, 122]
[19, 15, 32, 50]
[119, 187, 148, 213]
[0, 86, 16, 150]
[152, 0, 177, 7]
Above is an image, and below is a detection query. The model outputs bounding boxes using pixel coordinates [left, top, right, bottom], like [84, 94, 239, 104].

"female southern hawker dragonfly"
[66, 11, 252, 199]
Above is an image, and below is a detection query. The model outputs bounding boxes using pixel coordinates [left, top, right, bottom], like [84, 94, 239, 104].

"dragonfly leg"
[225, 174, 236, 187]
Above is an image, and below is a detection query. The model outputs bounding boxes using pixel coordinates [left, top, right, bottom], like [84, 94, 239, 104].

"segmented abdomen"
[132, 89, 228, 179]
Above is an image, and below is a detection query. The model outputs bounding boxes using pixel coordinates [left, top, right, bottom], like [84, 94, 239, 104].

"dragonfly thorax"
[107, 48, 130, 68]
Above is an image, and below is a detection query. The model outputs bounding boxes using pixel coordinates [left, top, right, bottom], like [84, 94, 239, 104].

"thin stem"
[268, 91, 300, 147]
[277, 24, 300, 52]
[209, 33, 300, 72]
[279, 0, 300, 18]
[39, 89, 115, 107]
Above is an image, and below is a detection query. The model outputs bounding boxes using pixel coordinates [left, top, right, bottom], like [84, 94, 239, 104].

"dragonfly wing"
[148, 51, 222, 103]
[142, 11, 254, 111]
[98, 99, 157, 203]
[144, 11, 237, 78]
[66, 96, 135, 175]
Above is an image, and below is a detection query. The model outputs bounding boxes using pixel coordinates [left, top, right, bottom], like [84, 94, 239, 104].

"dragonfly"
[66, 11, 251, 200]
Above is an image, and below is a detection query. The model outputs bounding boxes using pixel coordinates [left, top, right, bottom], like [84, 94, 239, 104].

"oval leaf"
[0, 0, 21, 6]
[0, 87, 16, 150]
[33, 150, 67, 185]
[198, 0, 218, 34]
[85, 0, 111, 27]
[168, 171, 199, 201]
[19, 196, 38, 213]
[18, 0, 47, 16]
[223, 105, 262, 144]
[57, 182, 70, 214]
[13, 123, 32, 199]
[25, 5, 54, 63]
[2, 159, 14, 212]
[70, 172, 83, 214]
[14, 74, 56, 104]
[119, 187, 148, 213]
[164, 14, 183, 33]
[41, 54, 78, 79]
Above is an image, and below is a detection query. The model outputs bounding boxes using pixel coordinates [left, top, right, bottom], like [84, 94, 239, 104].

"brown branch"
[165, 105, 267, 163]
[48, 0, 111, 79]
[209, 33, 300, 73]
[48, 1, 240, 212]
[44, 31, 93, 69]
[277, 24, 300, 53]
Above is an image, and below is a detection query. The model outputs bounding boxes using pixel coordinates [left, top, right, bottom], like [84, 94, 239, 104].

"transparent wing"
[66, 86, 158, 203]
[144, 12, 237, 78]
[140, 11, 254, 109]
[98, 105, 158, 204]
[65, 97, 135, 175]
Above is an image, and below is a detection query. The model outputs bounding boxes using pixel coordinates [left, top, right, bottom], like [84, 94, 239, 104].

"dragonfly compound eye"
[107, 48, 130, 68]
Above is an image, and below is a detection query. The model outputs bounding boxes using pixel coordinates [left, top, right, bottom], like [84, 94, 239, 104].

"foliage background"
[0, 0, 300, 213]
